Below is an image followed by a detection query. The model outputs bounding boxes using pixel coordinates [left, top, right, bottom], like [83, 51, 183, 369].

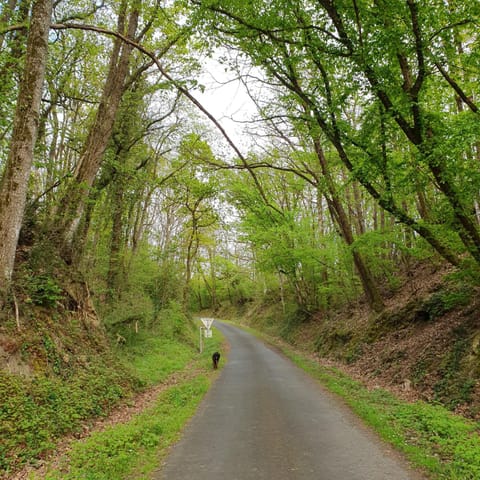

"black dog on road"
[212, 351, 220, 369]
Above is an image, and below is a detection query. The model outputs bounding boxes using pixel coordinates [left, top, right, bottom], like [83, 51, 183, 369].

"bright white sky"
[193, 54, 259, 155]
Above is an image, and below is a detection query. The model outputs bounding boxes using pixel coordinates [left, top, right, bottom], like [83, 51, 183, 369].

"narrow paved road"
[156, 322, 423, 480]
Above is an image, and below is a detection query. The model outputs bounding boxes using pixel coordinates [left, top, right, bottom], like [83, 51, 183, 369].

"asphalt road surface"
[156, 321, 423, 480]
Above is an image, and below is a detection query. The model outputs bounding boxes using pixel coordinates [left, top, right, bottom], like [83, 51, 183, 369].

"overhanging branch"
[50, 22, 281, 214]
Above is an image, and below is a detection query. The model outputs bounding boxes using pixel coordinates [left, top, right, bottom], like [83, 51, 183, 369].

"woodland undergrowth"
[0, 284, 205, 478]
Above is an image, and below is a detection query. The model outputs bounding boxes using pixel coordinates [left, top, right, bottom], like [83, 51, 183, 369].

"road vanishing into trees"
[156, 322, 424, 480]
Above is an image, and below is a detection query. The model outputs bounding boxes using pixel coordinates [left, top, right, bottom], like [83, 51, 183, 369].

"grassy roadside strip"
[236, 322, 480, 480]
[40, 376, 209, 480]
[30, 325, 225, 480]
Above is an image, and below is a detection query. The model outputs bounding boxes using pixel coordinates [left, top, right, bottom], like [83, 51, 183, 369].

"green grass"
[27, 323, 224, 480]
[122, 334, 197, 386]
[42, 377, 210, 480]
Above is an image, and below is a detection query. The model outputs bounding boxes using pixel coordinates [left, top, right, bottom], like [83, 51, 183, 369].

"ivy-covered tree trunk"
[0, 0, 52, 298]
[0, 0, 20, 50]
[0, 0, 30, 117]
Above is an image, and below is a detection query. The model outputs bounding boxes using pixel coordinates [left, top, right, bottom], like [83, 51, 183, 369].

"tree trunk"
[207, 246, 218, 311]
[183, 227, 199, 308]
[107, 177, 126, 299]
[0, 0, 52, 297]
[54, 2, 139, 259]
[313, 138, 385, 312]
[352, 181, 366, 236]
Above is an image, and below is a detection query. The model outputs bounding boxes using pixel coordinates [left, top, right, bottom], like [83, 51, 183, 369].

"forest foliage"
[0, 0, 479, 324]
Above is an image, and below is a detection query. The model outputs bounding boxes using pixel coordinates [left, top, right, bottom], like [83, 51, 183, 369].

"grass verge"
[28, 322, 224, 480]
[41, 376, 210, 480]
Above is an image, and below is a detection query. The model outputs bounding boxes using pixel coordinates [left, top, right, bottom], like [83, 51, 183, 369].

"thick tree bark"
[0, 0, 53, 296]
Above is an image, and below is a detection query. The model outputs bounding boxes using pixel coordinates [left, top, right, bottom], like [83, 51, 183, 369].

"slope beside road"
[155, 321, 424, 480]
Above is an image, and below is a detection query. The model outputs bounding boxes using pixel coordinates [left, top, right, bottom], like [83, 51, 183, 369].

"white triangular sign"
[200, 318, 214, 329]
